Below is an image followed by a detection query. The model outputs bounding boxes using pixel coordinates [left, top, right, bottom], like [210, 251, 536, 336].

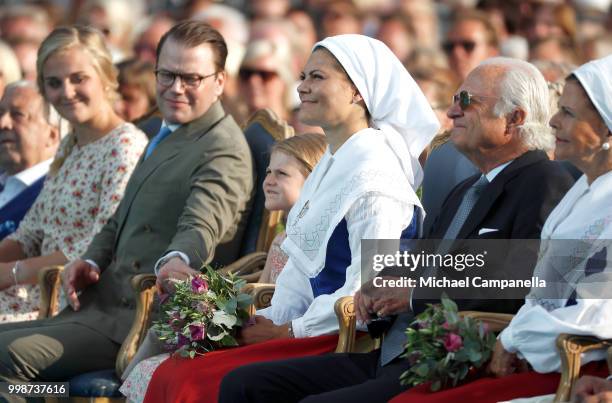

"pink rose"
[191, 276, 209, 294]
[177, 334, 190, 347]
[444, 333, 463, 352]
[189, 324, 206, 341]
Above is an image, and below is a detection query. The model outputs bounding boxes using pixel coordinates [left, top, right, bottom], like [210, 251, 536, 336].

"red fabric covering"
[389, 361, 609, 403]
[143, 335, 339, 403]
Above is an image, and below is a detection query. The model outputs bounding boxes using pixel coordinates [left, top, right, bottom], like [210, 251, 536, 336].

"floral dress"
[0, 123, 147, 323]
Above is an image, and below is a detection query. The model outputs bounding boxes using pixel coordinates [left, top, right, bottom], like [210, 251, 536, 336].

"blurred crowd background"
[0, 0, 610, 135]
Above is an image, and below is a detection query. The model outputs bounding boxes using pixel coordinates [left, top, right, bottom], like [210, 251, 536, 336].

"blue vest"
[0, 176, 46, 240]
[309, 207, 419, 298]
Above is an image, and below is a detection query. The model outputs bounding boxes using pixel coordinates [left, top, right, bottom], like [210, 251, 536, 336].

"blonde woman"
[0, 26, 148, 322]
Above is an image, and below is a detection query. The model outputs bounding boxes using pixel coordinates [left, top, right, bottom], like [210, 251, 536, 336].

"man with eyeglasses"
[216, 57, 576, 403]
[0, 21, 253, 387]
[444, 11, 500, 81]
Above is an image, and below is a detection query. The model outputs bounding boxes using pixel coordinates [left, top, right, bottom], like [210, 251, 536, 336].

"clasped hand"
[487, 339, 529, 377]
[239, 315, 289, 345]
[155, 257, 199, 295]
[354, 276, 411, 324]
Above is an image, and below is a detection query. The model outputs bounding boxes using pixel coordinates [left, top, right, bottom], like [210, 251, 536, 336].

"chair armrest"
[458, 311, 514, 333]
[37, 266, 64, 319]
[554, 334, 612, 402]
[242, 283, 275, 310]
[218, 252, 268, 283]
[335, 296, 357, 353]
[115, 274, 157, 377]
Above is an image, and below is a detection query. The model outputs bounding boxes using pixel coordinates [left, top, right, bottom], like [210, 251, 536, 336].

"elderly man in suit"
[217, 57, 576, 403]
[0, 82, 59, 240]
[0, 21, 253, 385]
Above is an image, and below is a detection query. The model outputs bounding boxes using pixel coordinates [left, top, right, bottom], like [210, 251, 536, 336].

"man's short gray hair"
[4, 80, 62, 132]
[479, 57, 555, 152]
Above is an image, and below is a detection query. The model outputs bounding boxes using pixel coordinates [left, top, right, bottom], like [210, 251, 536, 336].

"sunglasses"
[451, 90, 498, 110]
[442, 40, 477, 54]
[239, 68, 279, 82]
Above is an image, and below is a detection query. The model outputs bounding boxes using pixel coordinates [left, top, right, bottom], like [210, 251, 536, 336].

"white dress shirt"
[0, 159, 52, 209]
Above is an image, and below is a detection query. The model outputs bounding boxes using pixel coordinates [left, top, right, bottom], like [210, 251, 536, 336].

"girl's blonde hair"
[271, 133, 327, 177]
[38, 25, 119, 175]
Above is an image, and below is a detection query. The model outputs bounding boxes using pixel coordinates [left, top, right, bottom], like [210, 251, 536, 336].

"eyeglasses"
[155, 69, 217, 88]
[238, 68, 279, 82]
[442, 40, 477, 54]
[451, 90, 498, 110]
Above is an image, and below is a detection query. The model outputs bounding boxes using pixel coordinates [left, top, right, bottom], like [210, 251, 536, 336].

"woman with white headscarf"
[383, 54, 612, 403]
[132, 35, 439, 403]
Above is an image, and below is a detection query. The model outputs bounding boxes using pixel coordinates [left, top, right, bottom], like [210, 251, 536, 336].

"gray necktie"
[442, 175, 489, 240]
[379, 176, 489, 366]
[379, 312, 413, 366]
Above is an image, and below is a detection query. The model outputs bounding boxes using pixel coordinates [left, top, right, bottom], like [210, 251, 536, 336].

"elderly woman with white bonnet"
[127, 34, 439, 403]
[384, 54, 612, 403]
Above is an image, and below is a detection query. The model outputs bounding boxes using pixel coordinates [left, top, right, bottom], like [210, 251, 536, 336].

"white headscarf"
[573, 54, 612, 133]
[314, 34, 440, 189]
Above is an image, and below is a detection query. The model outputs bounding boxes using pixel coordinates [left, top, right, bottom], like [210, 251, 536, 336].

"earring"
[602, 142, 610, 151]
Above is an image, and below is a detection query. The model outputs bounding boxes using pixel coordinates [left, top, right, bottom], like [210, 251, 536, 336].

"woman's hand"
[0, 262, 15, 290]
[487, 339, 529, 377]
[239, 316, 289, 345]
[572, 375, 612, 403]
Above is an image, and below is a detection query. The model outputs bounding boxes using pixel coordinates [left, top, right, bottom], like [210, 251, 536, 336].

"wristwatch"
[287, 321, 295, 338]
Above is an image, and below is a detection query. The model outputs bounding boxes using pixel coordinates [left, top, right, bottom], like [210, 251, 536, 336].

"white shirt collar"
[162, 121, 181, 133]
[11, 159, 53, 187]
[485, 160, 513, 182]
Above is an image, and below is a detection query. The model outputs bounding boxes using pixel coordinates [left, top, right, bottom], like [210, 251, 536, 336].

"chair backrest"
[240, 109, 294, 256]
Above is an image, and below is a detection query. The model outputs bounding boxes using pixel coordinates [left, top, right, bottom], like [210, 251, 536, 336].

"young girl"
[120, 133, 327, 402]
[0, 25, 148, 322]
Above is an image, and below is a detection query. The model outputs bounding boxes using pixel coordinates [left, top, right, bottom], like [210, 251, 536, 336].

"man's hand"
[487, 339, 529, 377]
[156, 257, 199, 294]
[239, 316, 289, 345]
[62, 259, 100, 311]
[355, 276, 411, 324]
[572, 375, 612, 403]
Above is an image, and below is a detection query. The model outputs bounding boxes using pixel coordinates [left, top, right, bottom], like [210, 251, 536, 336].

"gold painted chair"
[333, 296, 611, 402]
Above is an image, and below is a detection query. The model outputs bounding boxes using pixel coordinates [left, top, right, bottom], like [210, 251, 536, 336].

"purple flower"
[177, 334, 190, 347]
[189, 324, 206, 341]
[191, 276, 209, 294]
[442, 322, 451, 330]
[444, 333, 463, 352]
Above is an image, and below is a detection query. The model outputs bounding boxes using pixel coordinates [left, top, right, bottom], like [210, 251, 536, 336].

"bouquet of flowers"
[152, 266, 253, 358]
[400, 294, 496, 391]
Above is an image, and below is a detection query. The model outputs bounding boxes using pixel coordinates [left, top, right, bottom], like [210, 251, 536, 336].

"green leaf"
[440, 294, 458, 313]
[414, 363, 431, 377]
[208, 329, 229, 341]
[430, 380, 442, 392]
[211, 310, 237, 328]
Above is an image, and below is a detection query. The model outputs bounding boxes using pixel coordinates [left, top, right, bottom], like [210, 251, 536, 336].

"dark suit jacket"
[0, 176, 45, 240]
[412, 150, 575, 314]
[52, 101, 255, 343]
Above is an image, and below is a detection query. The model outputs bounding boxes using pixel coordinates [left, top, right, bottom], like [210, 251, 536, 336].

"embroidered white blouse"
[500, 171, 612, 373]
